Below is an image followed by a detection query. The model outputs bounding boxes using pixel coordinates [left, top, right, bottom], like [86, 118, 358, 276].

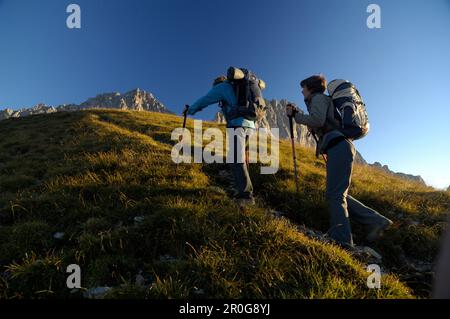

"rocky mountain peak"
[0, 89, 172, 120]
[370, 162, 426, 185]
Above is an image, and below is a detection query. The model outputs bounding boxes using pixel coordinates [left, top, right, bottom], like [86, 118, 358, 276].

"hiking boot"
[236, 196, 256, 208]
[348, 245, 383, 264]
[366, 218, 393, 242]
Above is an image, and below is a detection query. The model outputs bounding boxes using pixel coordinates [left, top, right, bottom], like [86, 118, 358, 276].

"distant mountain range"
[369, 162, 426, 185]
[0, 88, 426, 186]
[0, 88, 171, 121]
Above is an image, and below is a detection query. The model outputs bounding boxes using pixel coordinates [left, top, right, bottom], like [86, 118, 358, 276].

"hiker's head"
[300, 75, 327, 99]
[213, 76, 227, 87]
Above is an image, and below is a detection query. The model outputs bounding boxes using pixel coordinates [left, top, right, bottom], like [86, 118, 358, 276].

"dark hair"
[300, 74, 327, 94]
[213, 75, 227, 86]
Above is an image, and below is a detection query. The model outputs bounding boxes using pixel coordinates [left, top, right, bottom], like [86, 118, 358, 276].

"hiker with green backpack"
[286, 75, 393, 248]
[184, 67, 267, 207]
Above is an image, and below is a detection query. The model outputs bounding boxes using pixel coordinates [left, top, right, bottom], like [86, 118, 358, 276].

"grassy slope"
[0, 109, 448, 299]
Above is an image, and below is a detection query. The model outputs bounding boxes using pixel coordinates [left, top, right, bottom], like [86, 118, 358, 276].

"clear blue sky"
[0, 0, 449, 189]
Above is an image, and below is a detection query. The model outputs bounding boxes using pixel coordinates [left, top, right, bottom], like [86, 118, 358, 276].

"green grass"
[0, 109, 448, 299]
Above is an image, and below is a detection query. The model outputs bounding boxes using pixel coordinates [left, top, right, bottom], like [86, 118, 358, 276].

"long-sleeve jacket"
[294, 93, 344, 155]
[187, 82, 255, 129]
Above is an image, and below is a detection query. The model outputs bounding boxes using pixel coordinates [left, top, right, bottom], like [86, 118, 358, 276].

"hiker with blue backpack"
[184, 67, 267, 207]
[286, 75, 393, 248]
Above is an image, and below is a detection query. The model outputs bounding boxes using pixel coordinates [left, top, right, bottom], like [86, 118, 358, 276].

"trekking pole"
[288, 114, 300, 193]
[182, 105, 188, 131]
[176, 105, 189, 174]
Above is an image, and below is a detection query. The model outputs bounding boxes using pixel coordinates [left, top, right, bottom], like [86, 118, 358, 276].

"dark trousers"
[326, 138, 390, 246]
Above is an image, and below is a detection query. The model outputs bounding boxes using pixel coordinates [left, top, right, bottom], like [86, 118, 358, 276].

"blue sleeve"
[188, 84, 225, 115]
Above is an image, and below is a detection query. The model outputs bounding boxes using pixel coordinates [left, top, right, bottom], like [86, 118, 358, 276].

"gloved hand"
[286, 103, 299, 117]
[182, 105, 190, 116]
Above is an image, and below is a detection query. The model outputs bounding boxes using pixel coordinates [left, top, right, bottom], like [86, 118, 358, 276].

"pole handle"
[182, 105, 189, 128]
[288, 115, 295, 139]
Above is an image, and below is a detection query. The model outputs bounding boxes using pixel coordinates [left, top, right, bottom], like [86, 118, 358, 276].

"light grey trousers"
[228, 127, 254, 199]
[325, 138, 390, 246]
